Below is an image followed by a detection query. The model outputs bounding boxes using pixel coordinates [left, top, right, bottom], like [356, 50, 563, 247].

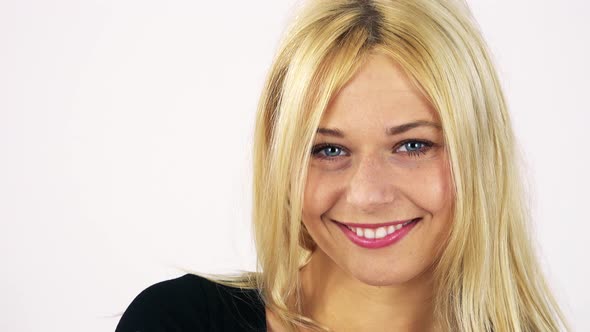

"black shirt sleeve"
[116, 274, 266, 332]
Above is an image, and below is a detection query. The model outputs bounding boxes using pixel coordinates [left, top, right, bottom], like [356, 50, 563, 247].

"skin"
[267, 53, 454, 331]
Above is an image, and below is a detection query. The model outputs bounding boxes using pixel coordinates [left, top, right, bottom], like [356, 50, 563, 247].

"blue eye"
[402, 141, 424, 151]
[312, 144, 347, 159]
[312, 140, 434, 161]
[396, 140, 432, 157]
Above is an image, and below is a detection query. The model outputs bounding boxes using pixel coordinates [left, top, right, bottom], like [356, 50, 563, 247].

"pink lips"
[336, 218, 421, 249]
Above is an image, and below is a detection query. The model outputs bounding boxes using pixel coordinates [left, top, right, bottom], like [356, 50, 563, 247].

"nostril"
[345, 188, 396, 210]
[345, 158, 397, 208]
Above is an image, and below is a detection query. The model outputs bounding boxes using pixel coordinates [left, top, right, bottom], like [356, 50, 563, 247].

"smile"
[335, 218, 421, 249]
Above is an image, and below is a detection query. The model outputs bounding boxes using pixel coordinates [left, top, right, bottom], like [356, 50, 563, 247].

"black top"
[116, 274, 267, 332]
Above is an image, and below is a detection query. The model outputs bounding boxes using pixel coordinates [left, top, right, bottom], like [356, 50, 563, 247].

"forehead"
[321, 53, 438, 126]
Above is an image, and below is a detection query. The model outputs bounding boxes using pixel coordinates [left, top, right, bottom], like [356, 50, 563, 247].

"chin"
[353, 269, 419, 287]
[346, 259, 434, 287]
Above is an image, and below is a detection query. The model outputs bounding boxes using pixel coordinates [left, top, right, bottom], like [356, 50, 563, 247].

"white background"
[0, 0, 588, 331]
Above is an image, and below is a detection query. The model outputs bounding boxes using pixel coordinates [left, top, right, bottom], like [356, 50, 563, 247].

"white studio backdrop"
[0, 0, 588, 331]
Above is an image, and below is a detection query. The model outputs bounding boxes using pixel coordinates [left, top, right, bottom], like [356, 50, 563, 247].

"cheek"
[302, 159, 454, 226]
[417, 165, 453, 213]
[302, 168, 341, 224]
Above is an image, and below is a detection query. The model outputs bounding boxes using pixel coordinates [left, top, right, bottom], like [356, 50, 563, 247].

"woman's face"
[302, 53, 454, 286]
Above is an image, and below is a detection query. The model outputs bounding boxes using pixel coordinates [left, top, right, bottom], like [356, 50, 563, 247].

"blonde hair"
[247, 0, 568, 331]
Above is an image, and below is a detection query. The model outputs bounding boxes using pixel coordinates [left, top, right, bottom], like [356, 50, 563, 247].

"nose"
[346, 155, 397, 212]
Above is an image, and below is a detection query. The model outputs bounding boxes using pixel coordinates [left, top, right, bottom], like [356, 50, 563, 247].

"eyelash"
[311, 140, 435, 161]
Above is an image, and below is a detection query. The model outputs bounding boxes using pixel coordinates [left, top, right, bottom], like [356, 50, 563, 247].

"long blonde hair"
[248, 0, 568, 330]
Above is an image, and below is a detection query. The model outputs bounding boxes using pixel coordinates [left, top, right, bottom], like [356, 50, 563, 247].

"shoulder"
[116, 274, 266, 332]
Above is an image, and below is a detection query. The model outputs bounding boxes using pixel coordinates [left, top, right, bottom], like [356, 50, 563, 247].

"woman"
[117, 0, 568, 331]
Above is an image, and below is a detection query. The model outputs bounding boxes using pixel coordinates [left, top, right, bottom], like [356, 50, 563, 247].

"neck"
[298, 250, 436, 332]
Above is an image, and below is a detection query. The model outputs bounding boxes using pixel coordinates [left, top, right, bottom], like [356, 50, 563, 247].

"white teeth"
[364, 228, 375, 239]
[387, 225, 395, 234]
[375, 227, 387, 239]
[347, 222, 412, 240]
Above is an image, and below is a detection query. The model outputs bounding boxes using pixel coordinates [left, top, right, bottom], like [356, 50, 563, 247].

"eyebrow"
[316, 120, 441, 138]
